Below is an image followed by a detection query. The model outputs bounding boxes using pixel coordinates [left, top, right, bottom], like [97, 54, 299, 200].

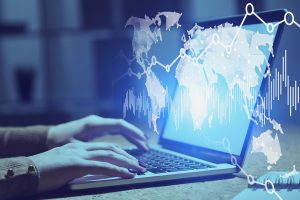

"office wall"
[0, 0, 43, 105]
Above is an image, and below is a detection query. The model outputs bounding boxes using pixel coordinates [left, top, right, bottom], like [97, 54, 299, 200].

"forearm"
[0, 157, 39, 200]
[0, 126, 50, 158]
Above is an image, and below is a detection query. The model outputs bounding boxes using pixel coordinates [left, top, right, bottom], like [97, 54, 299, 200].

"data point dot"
[151, 56, 157, 65]
[222, 137, 230, 151]
[166, 64, 170, 72]
[180, 48, 186, 58]
[146, 67, 151, 75]
[231, 155, 238, 166]
[247, 175, 255, 185]
[212, 33, 220, 44]
[128, 68, 132, 76]
[245, 3, 254, 16]
[226, 46, 232, 54]
[284, 11, 294, 26]
[265, 180, 275, 194]
[267, 23, 274, 33]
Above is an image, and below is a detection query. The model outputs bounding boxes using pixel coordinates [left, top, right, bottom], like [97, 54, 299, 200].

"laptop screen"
[162, 21, 280, 156]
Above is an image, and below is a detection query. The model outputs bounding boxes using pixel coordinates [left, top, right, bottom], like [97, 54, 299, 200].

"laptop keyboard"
[126, 149, 214, 174]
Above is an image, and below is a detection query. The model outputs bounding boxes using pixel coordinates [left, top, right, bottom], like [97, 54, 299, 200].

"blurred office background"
[0, 0, 299, 126]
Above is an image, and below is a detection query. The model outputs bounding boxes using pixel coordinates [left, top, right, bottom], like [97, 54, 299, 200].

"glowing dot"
[165, 64, 170, 72]
[247, 175, 255, 185]
[231, 156, 237, 166]
[265, 180, 275, 194]
[180, 48, 186, 58]
[284, 11, 294, 26]
[212, 33, 220, 44]
[226, 46, 232, 54]
[146, 67, 151, 75]
[151, 56, 157, 65]
[267, 23, 274, 33]
[128, 68, 132, 76]
[245, 3, 254, 16]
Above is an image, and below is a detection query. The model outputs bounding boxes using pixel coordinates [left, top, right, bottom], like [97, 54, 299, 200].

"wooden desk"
[37, 125, 300, 200]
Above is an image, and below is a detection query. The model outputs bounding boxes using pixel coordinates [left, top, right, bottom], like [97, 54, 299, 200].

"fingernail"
[126, 172, 136, 178]
[128, 168, 138, 173]
[137, 166, 146, 172]
[139, 143, 149, 151]
[141, 167, 147, 172]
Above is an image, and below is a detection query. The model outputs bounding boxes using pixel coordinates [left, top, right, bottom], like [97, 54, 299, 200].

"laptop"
[69, 9, 285, 190]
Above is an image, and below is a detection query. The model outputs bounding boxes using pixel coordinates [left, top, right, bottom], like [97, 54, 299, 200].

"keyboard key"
[126, 149, 214, 174]
[147, 168, 166, 174]
[138, 160, 146, 168]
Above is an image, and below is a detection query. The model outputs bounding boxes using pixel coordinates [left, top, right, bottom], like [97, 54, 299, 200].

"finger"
[115, 119, 146, 141]
[101, 119, 149, 151]
[84, 117, 148, 151]
[87, 161, 136, 178]
[88, 118, 147, 141]
[112, 119, 149, 150]
[125, 136, 149, 151]
[85, 143, 138, 161]
[87, 150, 144, 171]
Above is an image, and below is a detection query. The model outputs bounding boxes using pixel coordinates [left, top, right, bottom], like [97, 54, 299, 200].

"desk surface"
[37, 125, 300, 200]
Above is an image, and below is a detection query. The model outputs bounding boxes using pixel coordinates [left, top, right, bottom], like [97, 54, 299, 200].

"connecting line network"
[222, 137, 283, 200]
[122, 3, 300, 81]
[119, 4, 300, 200]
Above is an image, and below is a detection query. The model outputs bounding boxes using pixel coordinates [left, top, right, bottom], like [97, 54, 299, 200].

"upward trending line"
[115, 3, 299, 84]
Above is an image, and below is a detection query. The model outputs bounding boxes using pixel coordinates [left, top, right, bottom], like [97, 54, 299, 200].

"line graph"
[120, 2, 300, 133]
[118, 3, 300, 82]
[267, 50, 299, 116]
[222, 137, 283, 200]
[249, 49, 299, 131]
[123, 83, 257, 131]
[118, 3, 300, 200]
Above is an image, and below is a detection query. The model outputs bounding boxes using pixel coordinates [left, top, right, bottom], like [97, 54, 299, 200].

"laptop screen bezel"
[158, 9, 285, 168]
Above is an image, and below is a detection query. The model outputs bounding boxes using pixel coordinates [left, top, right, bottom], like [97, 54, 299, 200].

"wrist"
[28, 154, 44, 193]
[46, 126, 60, 149]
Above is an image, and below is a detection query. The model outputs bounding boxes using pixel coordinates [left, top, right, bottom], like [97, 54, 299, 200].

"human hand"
[29, 142, 145, 193]
[46, 115, 149, 151]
